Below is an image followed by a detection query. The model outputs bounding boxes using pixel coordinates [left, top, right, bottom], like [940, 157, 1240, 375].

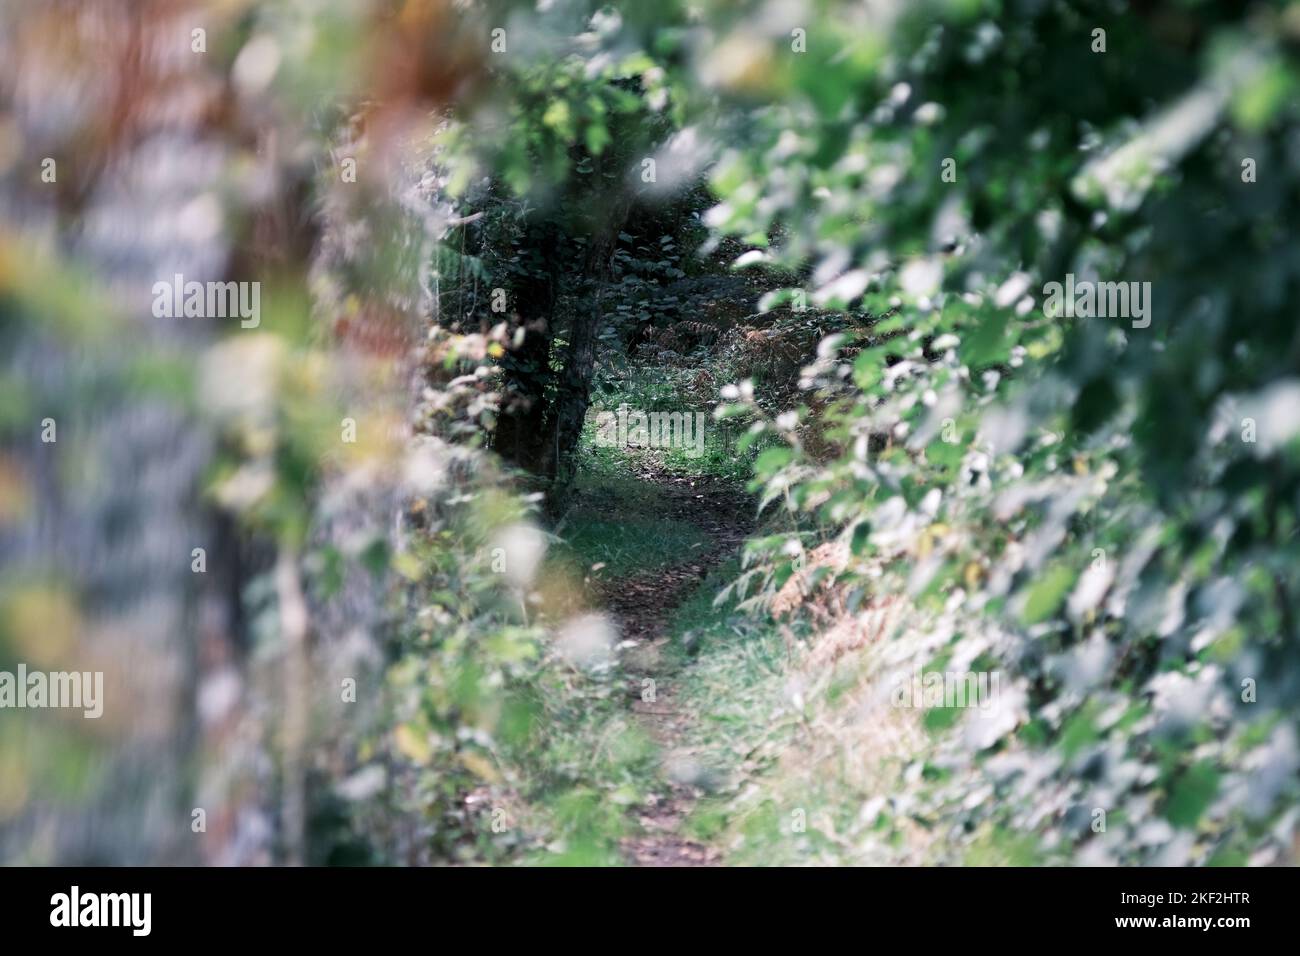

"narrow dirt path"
[584, 466, 752, 866]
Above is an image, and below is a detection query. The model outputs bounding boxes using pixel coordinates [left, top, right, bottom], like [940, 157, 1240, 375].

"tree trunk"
[492, 237, 558, 476]
[541, 194, 633, 488]
[493, 316, 553, 474]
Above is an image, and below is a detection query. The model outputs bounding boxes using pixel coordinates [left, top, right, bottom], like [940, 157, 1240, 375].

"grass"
[652, 559, 811, 859]
[515, 676, 658, 865]
[657, 556, 960, 865]
[576, 413, 755, 482]
[506, 453, 729, 864]
[553, 511, 708, 578]
[594, 431, 754, 481]
[520, 422, 957, 867]
[537, 431, 955, 867]
[582, 360, 758, 482]
[552, 467, 711, 577]
[505, 392, 994, 867]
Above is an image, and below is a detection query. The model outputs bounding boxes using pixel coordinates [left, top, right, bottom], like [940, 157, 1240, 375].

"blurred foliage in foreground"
[2, 0, 1299, 866]
[709, 0, 1300, 865]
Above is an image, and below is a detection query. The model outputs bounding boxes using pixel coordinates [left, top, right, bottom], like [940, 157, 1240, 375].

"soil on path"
[572, 464, 752, 866]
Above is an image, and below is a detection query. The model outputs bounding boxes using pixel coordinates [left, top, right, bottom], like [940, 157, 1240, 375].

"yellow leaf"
[394, 724, 431, 764]
[391, 551, 423, 581]
[458, 750, 501, 784]
[4, 585, 80, 665]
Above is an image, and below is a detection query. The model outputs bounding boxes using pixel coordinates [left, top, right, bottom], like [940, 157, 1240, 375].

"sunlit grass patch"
[664, 560, 958, 865]
[576, 401, 755, 482]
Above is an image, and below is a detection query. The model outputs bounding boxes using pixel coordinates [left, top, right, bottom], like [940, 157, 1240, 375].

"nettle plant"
[707, 0, 1300, 863]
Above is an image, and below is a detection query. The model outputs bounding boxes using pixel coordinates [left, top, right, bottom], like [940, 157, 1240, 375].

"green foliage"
[703, 0, 1300, 865]
[8, 0, 1296, 869]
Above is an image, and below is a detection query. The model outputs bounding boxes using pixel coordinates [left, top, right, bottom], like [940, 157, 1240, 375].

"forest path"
[580, 464, 752, 866]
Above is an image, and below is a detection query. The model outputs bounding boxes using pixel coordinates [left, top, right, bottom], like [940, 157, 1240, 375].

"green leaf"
[1020, 564, 1076, 625]
[962, 311, 1010, 367]
[1164, 762, 1220, 828]
[1072, 376, 1119, 434]
[853, 347, 888, 391]
[584, 120, 611, 156]
[850, 521, 873, 556]
[927, 438, 964, 472]
[754, 446, 793, 475]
